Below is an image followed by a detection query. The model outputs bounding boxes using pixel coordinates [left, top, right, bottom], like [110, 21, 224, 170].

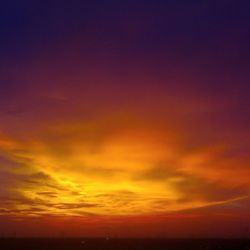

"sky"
[0, 0, 250, 238]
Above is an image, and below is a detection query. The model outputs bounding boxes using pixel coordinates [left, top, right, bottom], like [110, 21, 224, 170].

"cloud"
[0, 106, 249, 218]
[53, 202, 100, 210]
[138, 163, 248, 202]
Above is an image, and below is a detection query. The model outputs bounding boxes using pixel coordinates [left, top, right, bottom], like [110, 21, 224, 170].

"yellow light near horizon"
[0, 120, 245, 218]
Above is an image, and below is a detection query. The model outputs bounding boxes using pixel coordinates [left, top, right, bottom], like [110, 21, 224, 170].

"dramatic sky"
[0, 0, 250, 238]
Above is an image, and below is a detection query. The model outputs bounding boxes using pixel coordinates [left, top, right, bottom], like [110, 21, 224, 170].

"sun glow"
[0, 118, 246, 219]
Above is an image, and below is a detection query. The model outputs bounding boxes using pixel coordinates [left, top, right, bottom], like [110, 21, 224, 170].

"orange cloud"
[0, 113, 249, 219]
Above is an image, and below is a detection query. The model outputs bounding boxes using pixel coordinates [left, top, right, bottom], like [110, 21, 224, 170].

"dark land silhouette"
[0, 238, 249, 250]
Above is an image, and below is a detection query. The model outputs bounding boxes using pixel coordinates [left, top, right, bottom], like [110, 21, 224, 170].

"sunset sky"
[0, 1, 250, 238]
